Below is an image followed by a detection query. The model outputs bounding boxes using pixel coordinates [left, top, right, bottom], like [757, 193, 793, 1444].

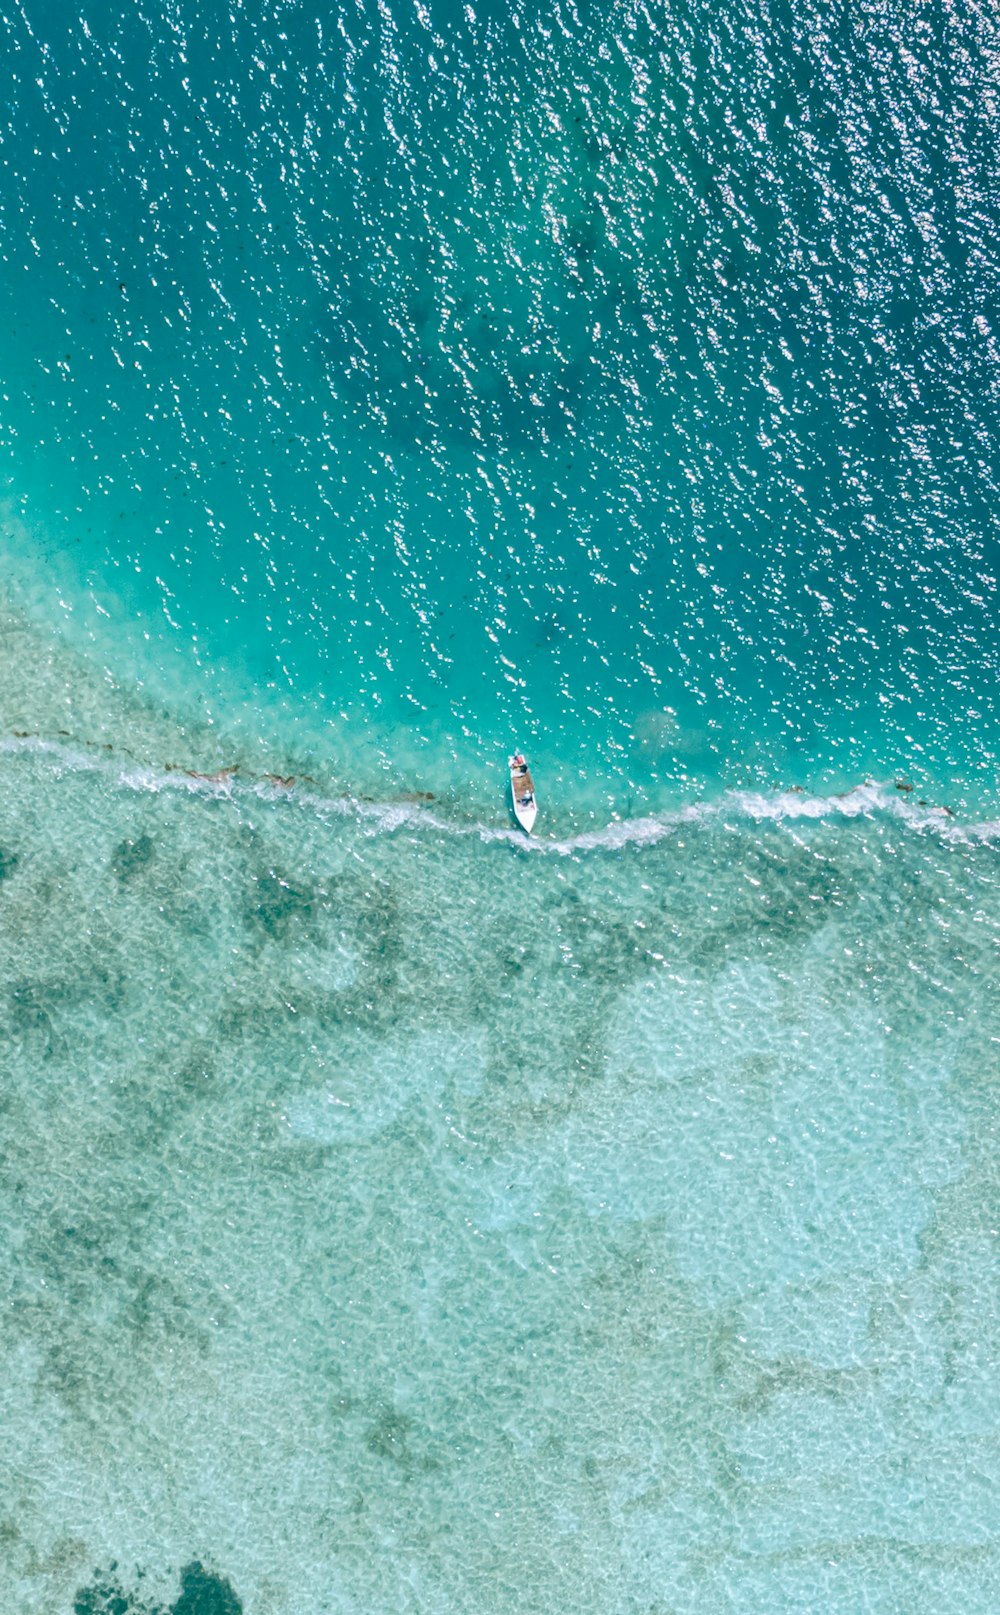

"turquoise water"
[4, 0, 999, 806]
[1, 0, 999, 1610]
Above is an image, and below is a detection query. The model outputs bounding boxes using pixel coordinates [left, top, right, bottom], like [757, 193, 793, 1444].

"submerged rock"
[73, 1570, 160, 1615]
[72, 1561, 240, 1615]
[172, 1562, 242, 1615]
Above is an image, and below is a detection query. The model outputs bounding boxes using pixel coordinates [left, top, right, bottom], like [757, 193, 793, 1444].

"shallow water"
[1, 0, 1000, 1610]
[1, 711, 999, 1613]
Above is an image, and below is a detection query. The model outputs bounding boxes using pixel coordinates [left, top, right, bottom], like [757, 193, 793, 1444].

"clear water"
[1, 0, 999, 1610]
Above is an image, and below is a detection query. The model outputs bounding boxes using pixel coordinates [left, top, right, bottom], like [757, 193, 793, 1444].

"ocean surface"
[1, 0, 999, 1611]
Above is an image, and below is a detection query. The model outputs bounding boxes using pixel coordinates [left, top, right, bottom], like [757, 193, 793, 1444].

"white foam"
[1, 730, 996, 850]
[118, 764, 239, 798]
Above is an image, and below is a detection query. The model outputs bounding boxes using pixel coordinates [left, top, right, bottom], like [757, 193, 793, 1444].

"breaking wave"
[1, 731, 995, 850]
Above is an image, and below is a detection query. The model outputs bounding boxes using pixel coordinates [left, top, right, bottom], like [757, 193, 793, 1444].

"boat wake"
[1, 732, 997, 850]
[474, 782, 1000, 853]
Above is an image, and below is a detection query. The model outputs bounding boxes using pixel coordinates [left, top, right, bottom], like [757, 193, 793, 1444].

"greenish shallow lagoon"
[2, 623, 999, 1612]
[2, 0, 1000, 1609]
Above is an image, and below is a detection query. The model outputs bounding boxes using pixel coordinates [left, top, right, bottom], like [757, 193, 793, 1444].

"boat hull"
[509, 755, 537, 834]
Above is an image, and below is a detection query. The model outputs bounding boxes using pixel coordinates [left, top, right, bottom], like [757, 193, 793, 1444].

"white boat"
[509, 752, 537, 834]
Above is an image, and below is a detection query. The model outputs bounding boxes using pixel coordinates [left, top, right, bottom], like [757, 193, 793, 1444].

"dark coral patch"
[0, 846, 19, 882]
[73, 1569, 161, 1614]
[365, 1406, 414, 1465]
[111, 834, 155, 882]
[73, 1562, 241, 1615]
[172, 1561, 242, 1615]
[245, 871, 315, 940]
[8, 980, 58, 1056]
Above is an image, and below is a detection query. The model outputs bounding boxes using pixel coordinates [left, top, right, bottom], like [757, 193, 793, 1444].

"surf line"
[1, 729, 993, 851]
[0, 727, 441, 811]
[1, 727, 436, 793]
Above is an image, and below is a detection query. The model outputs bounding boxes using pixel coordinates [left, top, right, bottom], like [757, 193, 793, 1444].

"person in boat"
[514, 763, 534, 800]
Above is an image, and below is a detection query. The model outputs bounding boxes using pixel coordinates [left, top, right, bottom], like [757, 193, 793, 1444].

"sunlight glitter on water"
[1, 0, 1000, 1610]
[2, 0, 999, 805]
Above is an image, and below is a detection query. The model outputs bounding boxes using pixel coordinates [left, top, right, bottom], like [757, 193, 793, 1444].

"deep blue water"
[1, 2, 999, 1611]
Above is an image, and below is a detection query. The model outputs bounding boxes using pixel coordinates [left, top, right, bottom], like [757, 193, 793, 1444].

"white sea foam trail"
[1, 732, 995, 849]
[506, 783, 994, 854]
